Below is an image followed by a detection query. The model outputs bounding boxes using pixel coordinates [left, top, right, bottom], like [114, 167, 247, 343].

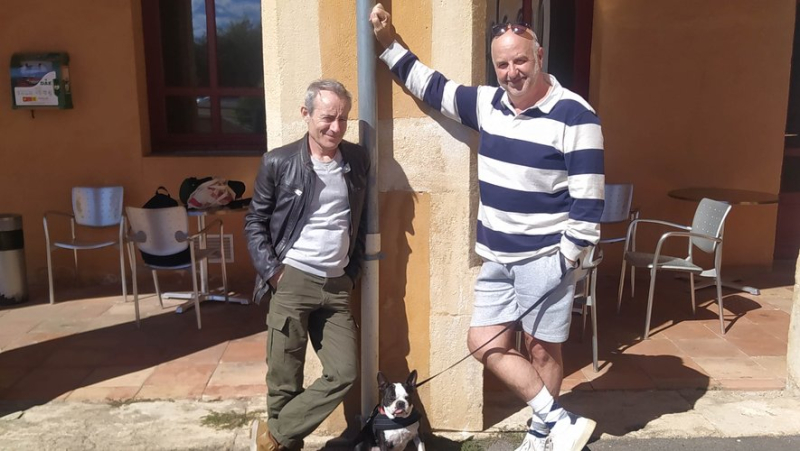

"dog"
[354, 370, 426, 451]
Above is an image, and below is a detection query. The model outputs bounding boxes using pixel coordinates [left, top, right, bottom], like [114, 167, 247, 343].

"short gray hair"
[304, 79, 352, 114]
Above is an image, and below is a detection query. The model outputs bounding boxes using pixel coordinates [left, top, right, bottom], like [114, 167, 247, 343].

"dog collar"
[372, 408, 422, 431]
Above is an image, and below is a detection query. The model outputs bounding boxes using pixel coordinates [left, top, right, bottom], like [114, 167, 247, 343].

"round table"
[667, 187, 778, 295]
[668, 187, 778, 205]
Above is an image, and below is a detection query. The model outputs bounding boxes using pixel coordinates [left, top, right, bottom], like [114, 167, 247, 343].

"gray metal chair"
[617, 198, 732, 339]
[599, 183, 638, 299]
[125, 206, 227, 329]
[573, 247, 603, 371]
[43, 186, 127, 304]
[572, 183, 635, 371]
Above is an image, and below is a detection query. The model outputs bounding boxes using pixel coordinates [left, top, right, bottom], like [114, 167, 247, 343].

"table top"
[668, 187, 779, 205]
[187, 204, 249, 217]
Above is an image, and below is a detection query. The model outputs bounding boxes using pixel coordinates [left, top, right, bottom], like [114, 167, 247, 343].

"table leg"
[163, 212, 249, 312]
[680, 269, 761, 296]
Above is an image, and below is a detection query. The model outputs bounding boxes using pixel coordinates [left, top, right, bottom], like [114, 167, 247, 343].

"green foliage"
[200, 409, 265, 430]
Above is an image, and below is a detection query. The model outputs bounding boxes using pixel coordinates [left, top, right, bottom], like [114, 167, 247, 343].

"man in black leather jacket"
[245, 79, 369, 451]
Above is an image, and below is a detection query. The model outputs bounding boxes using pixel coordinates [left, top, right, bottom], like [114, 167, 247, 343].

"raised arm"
[370, 3, 487, 132]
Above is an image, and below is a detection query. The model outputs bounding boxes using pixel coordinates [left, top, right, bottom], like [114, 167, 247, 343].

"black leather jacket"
[244, 134, 369, 304]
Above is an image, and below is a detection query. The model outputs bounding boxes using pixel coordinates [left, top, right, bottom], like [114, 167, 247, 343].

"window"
[142, 0, 266, 153]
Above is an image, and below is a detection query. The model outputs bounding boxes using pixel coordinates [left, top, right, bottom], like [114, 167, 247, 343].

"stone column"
[787, 251, 800, 394]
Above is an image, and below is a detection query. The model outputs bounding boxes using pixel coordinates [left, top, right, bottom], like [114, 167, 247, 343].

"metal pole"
[356, 0, 380, 422]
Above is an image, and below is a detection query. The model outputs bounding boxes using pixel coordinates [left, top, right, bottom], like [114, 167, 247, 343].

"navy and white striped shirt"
[381, 42, 605, 264]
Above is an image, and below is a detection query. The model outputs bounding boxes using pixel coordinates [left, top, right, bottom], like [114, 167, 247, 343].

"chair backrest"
[72, 186, 124, 227]
[600, 183, 634, 223]
[691, 198, 732, 253]
[125, 206, 189, 256]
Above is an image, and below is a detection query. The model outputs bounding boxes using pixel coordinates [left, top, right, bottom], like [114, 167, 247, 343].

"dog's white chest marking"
[383, 422, 419, 451]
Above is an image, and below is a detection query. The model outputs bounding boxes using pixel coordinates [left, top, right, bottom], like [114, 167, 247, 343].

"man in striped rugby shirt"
[371, 4, 604, 451]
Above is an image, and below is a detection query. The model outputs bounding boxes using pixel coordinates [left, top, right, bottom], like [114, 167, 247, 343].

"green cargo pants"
[265, 265, 358, 450]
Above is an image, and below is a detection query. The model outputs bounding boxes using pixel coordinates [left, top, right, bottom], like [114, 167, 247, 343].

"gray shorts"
[471, 251, 576, 343]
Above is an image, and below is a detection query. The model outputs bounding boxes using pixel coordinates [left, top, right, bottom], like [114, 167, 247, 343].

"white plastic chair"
[43, 186, 127, 305]
[617, 198, 732, 339]
[125, 206, 227, 329]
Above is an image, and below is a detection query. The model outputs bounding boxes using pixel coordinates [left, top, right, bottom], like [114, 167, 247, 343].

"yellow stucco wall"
[0, 1, 260, 288]
[591, 0, 794, 269]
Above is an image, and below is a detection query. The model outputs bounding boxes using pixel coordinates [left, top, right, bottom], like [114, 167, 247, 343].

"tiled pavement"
[0, 279, 270, 406]
[0, 264, 794, 415]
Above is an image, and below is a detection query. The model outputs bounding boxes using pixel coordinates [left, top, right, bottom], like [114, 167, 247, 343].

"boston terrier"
[355, 370, 426, 451]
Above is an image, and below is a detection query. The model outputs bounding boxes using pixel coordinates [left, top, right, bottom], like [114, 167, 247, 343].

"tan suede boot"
[250, 419, 286, 451]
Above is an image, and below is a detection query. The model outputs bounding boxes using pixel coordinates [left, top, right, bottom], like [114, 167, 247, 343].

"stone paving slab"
[2, 391, 800, 450]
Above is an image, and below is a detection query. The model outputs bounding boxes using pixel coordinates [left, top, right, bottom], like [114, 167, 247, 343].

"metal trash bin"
[0, 214, 28, 304]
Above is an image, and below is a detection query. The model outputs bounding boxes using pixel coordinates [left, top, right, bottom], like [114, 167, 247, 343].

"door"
[775, 1, 800, 261]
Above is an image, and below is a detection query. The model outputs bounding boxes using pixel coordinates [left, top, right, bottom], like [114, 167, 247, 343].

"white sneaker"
[549, 413, 596, 451]
[515, 432, 552, 451]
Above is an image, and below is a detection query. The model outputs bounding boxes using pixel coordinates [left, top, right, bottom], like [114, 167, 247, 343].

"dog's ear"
[377, 371, 390, 391]
[406, 369, 418, 389]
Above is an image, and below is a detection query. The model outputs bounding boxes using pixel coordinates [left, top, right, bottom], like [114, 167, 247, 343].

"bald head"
[490, 28, 549, 111]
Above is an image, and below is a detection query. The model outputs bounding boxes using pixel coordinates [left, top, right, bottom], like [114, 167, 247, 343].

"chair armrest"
[622, 218, 691, 253]
[188, 218, 223, 241]
[126, 230, 146, 244]
[43, 210, 77, 244]
[581, 248, 604, 269]
[651, 231, 721, 268]
[628, 218, 691, 231]
[43, 210, 75, 220]
[656, 231, 721, 247]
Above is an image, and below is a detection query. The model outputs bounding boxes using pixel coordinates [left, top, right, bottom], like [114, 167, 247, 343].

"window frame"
[142, 0, 266, 154]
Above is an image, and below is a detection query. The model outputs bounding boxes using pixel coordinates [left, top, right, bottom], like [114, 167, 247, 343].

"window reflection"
[166, 96, 212, 134]
[221, 96, 266, 133]
[215, 0, 264, 87]
[160, 0, 209, 87]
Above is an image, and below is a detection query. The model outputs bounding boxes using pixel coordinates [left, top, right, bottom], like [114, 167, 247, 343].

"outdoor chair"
[572, 183, 635, 371]
[572, 247, 603, 372]
[125, 206, 228, 329]
[43, 186, 127, 305]
[617, 198, 732, 339]
[600, 183, 638, 298]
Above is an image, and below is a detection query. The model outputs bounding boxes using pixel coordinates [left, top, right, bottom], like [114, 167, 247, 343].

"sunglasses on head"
[491, 22, 533, 38]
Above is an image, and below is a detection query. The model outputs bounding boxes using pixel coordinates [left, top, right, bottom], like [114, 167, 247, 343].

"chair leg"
[716, 276, 725, 335]
[45, 245, 56, 305]
[119, 244, 128, 303]
[73, 249, 79, 281]
[631, 267, 636, 298]
[221, 257, 229, 304]
[581, 302, 588, 342]
[617, 258, 627, 313]
[151, 270, 163, 308]
[644, 268, 657, 339]
[190, 251, 202, 330]
[130, 244, 140, 328]
[689, 273, 696, 315]
[590, 268, 599, 372]
[579, 278, 588, 341]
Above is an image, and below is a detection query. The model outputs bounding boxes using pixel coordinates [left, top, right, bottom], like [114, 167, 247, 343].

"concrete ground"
[2, 390, 800, 450]
[1, 263, 796, 450]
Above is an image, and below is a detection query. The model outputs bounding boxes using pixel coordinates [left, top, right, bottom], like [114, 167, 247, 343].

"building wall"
[265, 0, 483, 433]
[0, 1, 259, 289]
[591, 0, 794, 270]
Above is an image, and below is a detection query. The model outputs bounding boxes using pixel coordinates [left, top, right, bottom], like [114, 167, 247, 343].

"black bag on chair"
[140, 187, 190, 266]
[143, 186, 179, 209]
